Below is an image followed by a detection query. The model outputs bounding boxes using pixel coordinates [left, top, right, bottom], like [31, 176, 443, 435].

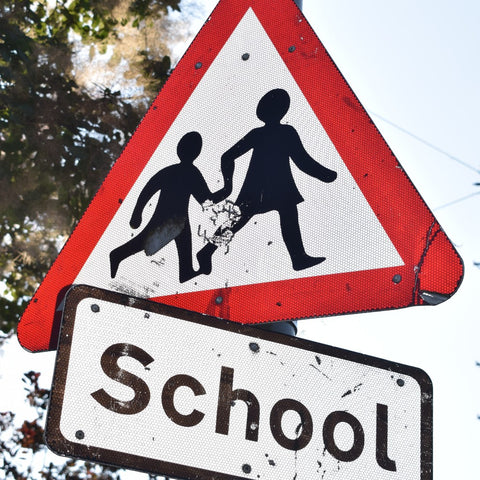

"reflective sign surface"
[46, 286, 432, 480]
[19, 0, 463, 352]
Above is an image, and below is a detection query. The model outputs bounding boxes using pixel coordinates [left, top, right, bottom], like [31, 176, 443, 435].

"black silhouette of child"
[110, 131, 223, 283]
[196, 88, 337, 276]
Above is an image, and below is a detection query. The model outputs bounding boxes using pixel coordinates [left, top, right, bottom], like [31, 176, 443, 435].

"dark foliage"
[0, 372, 130, 479]
[0, 0, 179, 332]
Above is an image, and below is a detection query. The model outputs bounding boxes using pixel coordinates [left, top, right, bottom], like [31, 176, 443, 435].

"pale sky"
[1, 1, 479, 479]
[299, 2, 480, 479]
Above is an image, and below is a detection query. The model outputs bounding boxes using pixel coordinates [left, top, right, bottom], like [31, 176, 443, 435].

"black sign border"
[46, 285, 433, 480]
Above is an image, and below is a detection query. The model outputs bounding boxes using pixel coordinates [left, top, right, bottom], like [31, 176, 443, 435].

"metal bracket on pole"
[256, 319, 298, 336]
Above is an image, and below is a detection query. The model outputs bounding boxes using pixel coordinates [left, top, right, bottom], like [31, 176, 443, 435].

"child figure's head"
[177, 131, 202, 163]
[256, 88, 291, 124]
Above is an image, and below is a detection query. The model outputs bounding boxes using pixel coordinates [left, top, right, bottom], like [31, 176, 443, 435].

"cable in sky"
[433, 191, 480, 211]
[369, 110, 480, 175]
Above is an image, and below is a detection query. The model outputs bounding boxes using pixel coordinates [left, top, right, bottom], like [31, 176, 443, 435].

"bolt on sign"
[46, 285, 432, 480]
[19, 0, 463, 352]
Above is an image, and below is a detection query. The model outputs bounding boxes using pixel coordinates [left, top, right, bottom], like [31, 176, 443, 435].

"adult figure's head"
[177, 131, 202, 163]
[256, 88, 291, 124]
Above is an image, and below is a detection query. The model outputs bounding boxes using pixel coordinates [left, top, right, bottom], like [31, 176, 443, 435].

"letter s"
[91, 343, 154, 415]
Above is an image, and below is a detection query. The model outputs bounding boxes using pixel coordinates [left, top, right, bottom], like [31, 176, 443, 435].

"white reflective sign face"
[47, 286, 432, 480]
[74, 8, 403, 298]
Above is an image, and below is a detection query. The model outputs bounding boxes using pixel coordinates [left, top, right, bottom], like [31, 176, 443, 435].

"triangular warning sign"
[19, 0, 463, 352]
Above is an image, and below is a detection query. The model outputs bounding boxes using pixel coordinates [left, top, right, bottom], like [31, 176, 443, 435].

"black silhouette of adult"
[110, 131, 223, 283]
[196, 88, 337, 276]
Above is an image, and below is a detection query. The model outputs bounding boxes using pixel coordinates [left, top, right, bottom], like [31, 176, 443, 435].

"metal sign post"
[254, 0, 303, 340]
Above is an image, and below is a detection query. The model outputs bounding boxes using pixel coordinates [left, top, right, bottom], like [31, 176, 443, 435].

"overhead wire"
[369, 110, 480, 211]
[433, 191, 480, 211]
[369, 110, 480, 175]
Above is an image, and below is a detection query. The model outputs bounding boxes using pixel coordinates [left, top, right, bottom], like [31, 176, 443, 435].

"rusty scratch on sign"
[412, 220, 442, 305]
[198, 199, 242, 251]
[341, 383, 363, 398]
[150, 258, 166, 267]
[108, 278, 156, 299]
[309, 363, 331, 381]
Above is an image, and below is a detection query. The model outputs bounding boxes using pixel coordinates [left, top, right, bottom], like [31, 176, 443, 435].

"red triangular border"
[18, 0, 463, 352]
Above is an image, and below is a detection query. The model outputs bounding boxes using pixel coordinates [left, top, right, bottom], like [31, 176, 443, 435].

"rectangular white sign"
[46, 285, 432, 480]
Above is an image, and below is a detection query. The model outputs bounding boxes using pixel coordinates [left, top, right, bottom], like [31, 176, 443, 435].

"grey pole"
[255, 0, 304, 338]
